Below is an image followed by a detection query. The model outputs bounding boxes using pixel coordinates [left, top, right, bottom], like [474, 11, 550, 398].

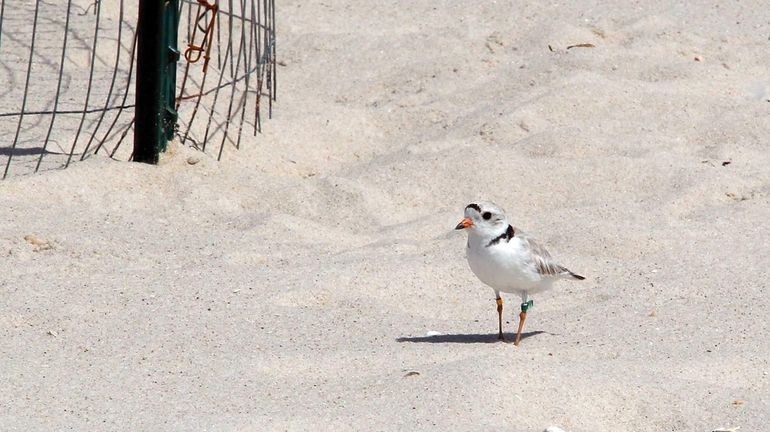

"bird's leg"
[514, 300, 533, 346]
[496, 296, 504, 340]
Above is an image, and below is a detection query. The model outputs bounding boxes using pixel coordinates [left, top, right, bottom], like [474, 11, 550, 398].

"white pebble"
[545, 427, 567, 432]
[425, 331, 443, 337]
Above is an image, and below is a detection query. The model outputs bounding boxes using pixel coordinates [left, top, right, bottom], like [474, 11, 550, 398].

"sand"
[2, 0, 770, 431]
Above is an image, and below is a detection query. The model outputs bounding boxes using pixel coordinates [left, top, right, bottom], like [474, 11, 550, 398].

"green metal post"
[162, 0, 179, 142]
[134, 0, 178, 163]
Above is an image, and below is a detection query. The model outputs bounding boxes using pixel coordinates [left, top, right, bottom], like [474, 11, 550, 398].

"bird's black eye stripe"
[465, 203, 481, 213]
[482, 212, 491, 220]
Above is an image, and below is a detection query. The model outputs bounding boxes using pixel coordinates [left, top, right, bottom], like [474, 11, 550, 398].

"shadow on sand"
[396, 331, 547, 344]
[0, 146, 53, 156]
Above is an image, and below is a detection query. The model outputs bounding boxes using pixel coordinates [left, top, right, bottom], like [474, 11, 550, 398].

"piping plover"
[455, 201, 585, 345]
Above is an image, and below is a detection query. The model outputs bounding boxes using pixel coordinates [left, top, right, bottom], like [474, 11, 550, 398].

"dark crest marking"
[465, 203, 481, 213]
[486, 224, 515, 247]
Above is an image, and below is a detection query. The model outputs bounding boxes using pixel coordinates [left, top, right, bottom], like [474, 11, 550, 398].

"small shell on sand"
[24, 235, 52, 250]
[24, 234, 47, 246]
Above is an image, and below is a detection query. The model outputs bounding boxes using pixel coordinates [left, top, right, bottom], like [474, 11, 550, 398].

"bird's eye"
[482, 212, 492, 220]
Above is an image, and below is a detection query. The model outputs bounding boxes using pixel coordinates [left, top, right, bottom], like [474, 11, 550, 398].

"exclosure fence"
[0, 0, 276, 179]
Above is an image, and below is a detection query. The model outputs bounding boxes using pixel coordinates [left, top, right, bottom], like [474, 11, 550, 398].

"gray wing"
[517, 230, 583, 279]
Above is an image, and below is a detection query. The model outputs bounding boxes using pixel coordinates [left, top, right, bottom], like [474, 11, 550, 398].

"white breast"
[467, 236, 551, 294]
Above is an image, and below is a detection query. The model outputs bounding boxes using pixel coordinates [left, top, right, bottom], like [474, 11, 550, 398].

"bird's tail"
[565, 270, 585, 280]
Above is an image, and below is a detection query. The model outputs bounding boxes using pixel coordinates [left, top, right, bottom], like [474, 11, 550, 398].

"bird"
[454, 201, 585, 345]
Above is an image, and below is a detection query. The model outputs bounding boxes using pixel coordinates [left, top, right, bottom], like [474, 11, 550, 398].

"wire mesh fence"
[0, 0, 275, 179]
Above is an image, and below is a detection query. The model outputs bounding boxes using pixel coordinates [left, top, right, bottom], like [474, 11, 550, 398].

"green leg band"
[520, 300, 533, 312]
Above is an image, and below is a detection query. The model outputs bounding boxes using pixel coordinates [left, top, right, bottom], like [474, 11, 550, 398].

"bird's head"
[455, 201, 508, 237]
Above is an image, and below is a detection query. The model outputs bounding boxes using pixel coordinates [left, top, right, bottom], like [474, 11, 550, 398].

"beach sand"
[2, 1, 770, 430]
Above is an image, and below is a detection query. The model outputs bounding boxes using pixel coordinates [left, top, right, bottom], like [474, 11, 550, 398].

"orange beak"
[454, 217, 473, 230]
